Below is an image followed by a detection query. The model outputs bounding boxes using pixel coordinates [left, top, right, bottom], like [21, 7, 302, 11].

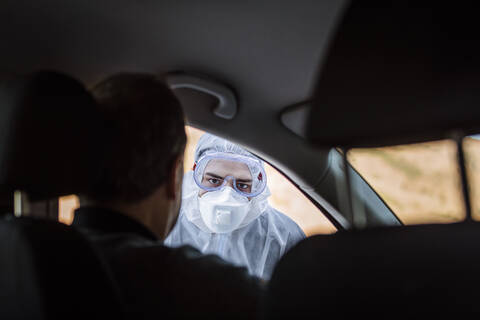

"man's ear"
[166, 154, 184, 200]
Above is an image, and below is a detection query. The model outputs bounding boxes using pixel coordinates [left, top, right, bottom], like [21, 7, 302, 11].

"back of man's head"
[87, 73, 186, 204]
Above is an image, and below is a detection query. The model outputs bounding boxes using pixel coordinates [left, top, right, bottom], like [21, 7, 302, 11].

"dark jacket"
[72, 207, 264, 320]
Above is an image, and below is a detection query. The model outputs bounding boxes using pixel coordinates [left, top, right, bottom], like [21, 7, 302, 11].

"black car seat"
[0, 71, 123, 319]
[0, 217, 124, 319]
[267, 1, 480, 318]
[267, 222, 480, 317]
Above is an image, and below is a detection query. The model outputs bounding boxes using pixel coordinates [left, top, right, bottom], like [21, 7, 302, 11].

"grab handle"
[167, 73, 237, 120]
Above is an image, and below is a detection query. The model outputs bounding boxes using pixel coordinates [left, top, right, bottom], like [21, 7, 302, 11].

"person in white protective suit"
[164, 133, 305, 279]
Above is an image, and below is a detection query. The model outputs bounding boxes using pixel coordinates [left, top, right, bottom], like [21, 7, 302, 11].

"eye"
[208, 178, 221, 185]
[237, 183, 250, 190]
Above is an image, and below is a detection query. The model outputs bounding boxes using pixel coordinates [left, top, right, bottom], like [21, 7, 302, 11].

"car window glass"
[347, 140, 465, 225]
[185, 126, 336, 235]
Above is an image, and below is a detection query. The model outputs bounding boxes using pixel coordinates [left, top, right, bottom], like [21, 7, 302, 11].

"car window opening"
[183, 126, 336, 236]
[348, 139, 469, 225]
[59, 126, 337, 236]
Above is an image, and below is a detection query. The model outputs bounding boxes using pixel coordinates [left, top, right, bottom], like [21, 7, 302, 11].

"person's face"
[198, 159, 252, 197]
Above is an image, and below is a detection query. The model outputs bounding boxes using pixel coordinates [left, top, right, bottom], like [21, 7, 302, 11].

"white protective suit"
[164, 133, 306, 279]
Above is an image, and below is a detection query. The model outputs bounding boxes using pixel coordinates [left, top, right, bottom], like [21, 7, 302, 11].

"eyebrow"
[204, 172, 252, 184]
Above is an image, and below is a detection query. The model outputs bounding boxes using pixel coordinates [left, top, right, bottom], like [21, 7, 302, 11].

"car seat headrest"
[307, 2, 480, 148]
[0, 70, 109, 201]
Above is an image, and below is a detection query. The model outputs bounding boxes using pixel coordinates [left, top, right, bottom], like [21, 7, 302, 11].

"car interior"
[1, 0, 479, 318]
[267, 1, 480, 317]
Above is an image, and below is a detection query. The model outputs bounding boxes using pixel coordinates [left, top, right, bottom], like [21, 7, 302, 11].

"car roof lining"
[7, 1, 355, 184]
[0, 1, 346, 110]
[0, 0, 347, 187]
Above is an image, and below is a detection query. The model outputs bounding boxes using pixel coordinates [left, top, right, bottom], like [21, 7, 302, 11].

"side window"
[58, 126, 338, 235]
[347, 140, 465, 224]
[184, 126, 336, 235]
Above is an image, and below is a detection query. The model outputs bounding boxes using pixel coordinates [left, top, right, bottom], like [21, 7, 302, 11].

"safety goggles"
[193, 152, 267, 197]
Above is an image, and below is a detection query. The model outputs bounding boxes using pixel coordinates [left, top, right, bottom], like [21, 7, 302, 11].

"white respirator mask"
[198, 187, 252, 233]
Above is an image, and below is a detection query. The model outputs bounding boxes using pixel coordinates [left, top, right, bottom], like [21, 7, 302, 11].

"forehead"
[204, 159, 252, 179]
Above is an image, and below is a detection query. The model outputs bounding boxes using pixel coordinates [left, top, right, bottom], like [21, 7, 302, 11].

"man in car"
[164, 133, 306, 279]
[72, 73, 263, 319]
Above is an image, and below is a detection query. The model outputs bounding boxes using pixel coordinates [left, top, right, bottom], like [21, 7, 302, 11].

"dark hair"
[87, 73, 186, 203]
